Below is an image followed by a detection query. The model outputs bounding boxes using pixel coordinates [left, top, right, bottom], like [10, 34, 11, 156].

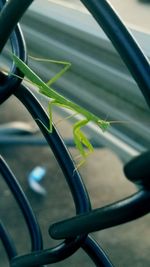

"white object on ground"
[28, 166, 47, 195]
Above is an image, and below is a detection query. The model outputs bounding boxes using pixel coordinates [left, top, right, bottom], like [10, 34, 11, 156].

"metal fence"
[0, 0, 150, 266]
[17, 0, 150, 162]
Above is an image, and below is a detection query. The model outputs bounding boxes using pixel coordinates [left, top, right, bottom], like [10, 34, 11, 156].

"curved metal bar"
[11, 84, 113, 267]
[0, 135, 102, 147]
[0, 1, 111, 266]
[8, 84, 91, 266]
[11, 236, 114, 267]
[0, 19, 27, 103]
[124, 151, 150, 188]
[0, 155, 43, 252]
[82, 236, 114, 267]
[10, 238, 86, 267]
[80, 0, 150, 107]
[49, 190, 150, 239]
[0, 0, 33, 53]
[15, 84, 91, 214]
[1, 0, 149, 266]
[0, 220, 17, 260]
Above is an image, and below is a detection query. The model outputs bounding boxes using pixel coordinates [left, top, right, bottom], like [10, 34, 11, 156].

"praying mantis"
[12, 54, 110, 166]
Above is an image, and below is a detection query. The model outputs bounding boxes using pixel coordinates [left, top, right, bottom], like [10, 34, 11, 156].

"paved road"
[110, 0, 150, 31]
[1, 1, 150, 267]
[1, 96, 150, 267]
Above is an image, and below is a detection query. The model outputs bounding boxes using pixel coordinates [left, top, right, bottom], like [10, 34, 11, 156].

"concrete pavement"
[0, 1, 150, 266]
[0, 95, 149, 267]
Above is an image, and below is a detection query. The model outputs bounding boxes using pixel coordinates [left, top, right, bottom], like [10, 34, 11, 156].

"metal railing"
[4, 0, 150, 160]
[0, 0, 150, 266]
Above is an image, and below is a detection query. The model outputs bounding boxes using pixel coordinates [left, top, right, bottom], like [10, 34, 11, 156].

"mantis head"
[97, 120, 110, 132]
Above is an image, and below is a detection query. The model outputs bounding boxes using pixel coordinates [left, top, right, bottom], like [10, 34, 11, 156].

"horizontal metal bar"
[49, 190, 150, 239]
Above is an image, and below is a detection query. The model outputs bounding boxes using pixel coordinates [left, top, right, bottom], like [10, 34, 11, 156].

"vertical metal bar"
[80, 0, 150, 107]
[0, 0, 34, 52]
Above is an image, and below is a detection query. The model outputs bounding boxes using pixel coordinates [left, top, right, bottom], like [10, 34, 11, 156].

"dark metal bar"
[11, 84, 112, 267]
[0, 221, 17, 260]
[80, 0, 150, 107]
[0, 135, 103, 148]
[124, 151, 150, 188]
[15, 84, 91, 214]
[0, 22, 27, 103]
[0, 0, 34, 53]
[8, 84, 91, 266]
[10, 236, 87, 267]
[0, 156, 43, 252]
[49, 190, 150, 239]
[11, 236, 113, 267]
[82, 236, 114, 267]
[1, 0, 150, 266]
[10, 238, 85, 267]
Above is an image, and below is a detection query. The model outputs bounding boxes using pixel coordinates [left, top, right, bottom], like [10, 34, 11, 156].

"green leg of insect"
[55, 112, 78, 126]
[73, 157, 87, 174]
[73, 147, 93, 172]
[47, 99, 81, 132]
[73, 119, 94, 158]
[12, 54, 111, 162]
[72, 119, 95, 171]
[29, 55, 71, 87]
[47, 101, 94, 166]
[35, 99, 61, 133]
[48, 99, 56, 133]
[36, 99, 78, 133]
[12, 54, 110, 132]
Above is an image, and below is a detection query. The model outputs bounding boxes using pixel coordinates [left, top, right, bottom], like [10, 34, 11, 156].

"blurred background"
[0, 1, 150, 266]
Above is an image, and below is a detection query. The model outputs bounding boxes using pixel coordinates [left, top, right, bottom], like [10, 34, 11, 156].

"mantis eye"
[97, 120, 110, 132]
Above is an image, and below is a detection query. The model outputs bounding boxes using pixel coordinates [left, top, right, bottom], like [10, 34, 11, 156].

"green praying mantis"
[12, 54, 110, 166]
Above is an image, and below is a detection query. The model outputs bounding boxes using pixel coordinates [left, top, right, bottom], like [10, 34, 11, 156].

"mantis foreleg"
[73, 119, 94, 158]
